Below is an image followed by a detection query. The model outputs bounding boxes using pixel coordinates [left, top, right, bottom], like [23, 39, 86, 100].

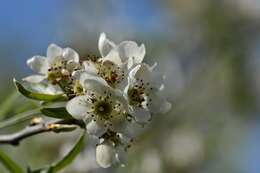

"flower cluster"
[23, 33, 171, 168]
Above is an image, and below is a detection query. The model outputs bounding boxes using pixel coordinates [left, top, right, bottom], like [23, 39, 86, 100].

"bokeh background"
[1, 0, 260, 172]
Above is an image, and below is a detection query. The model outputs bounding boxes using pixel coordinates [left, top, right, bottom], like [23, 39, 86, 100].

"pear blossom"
[25, 44, 80, 85]
[83, 58, 127, 89]
[81, 33, 146, 90]
[124, 63, 172, 123]
[66, 72, 130, 136]
[98, 33, 146, 69]
[16, 32, 172, 169]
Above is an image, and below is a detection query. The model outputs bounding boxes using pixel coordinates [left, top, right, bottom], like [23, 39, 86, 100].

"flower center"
[73, 80, 84, 96]
[128, 88, 145, 107]
[47, 59, 70, 82]
[94, 100, 112, 120]
[128, 78, 154, 107]
[47, 58, 79, 83]
[96, 61, 125, 88]
[85, 91, 126, 128]
[101, 130, 121, 146]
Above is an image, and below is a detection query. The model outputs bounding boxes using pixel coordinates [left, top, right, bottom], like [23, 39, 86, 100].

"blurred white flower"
[25, 44, 80, 84]
[227, 0, 260, 18]
[164, 129, 205, 169]
[140, 150, 162, 173]
[124, 63, 172, 123]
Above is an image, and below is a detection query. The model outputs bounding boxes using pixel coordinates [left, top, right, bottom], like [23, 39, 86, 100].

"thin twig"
[0, 119, 85, 146]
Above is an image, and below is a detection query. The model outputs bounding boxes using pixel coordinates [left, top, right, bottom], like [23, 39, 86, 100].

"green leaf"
[13, 79, 68, 102]
[0, 91, 20, 120]
[27, 167, 48, 173]
[48, 131, 85, 173]
[0, 108, 41, 129]
[0, 149, 25, 173]
[40, 107, 73, 120]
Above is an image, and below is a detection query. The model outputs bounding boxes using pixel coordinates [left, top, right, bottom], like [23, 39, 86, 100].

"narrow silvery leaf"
[48, 131, 85, 173]
[40, 107, 73, 120]
[0, 91, 19, 120]
[13, 79, 68, 102]
[0, 149, 25, 173]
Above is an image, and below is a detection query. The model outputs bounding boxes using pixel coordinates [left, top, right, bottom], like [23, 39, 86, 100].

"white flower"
[66, 73, 129, 136]
[25, 44, 80, 84]
[83, 59, 127, 89]
[95, 131, 132, 168]
[82, 33, 145, 89]
[98, 32, 146, 69]
[124, 63, 172, 123]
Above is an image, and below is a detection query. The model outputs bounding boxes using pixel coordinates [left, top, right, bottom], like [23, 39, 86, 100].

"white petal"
[63, 47, 79, 62]
[131, 63, 152, 82]
[65, 61, 80, 72]
[100, 49, 122, 65]
[117, 41, 145, 64]
[118, 133, 133, 145]
[131, 107, 151, 123]
[83, 60, 98, 75]
[115, 146, 126, 167]
[128, 64, 141, 80]
[129, 63, 164, 90]
[110, 119, 127, 134]
[27, 56, 49, 74]
[47, 43, 63, 58]
[96, 142, 115, 168]
[114, 89, 129, 109]
[20, 82, 44, 93]
[45, 84, 63, 94]
[147, 94, 171, 114]
[66, 96, 92, 120]
[80, 72, 110, 92]
[23, 75, 45, 83]
[71, 70, 84, 80]
[127, 57, 135, 70]
[98, 32, 116, 58]
[87, 120, 106, 136]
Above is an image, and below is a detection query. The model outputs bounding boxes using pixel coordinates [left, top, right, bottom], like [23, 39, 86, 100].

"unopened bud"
[96, 142, 115, 168]
[30, 117, 43, 126]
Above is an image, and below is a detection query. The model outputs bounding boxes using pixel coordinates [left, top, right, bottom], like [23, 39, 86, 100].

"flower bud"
[96, 142, 115, 168]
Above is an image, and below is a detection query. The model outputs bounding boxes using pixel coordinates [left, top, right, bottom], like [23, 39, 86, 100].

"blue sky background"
[0, 0, 166, 73]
